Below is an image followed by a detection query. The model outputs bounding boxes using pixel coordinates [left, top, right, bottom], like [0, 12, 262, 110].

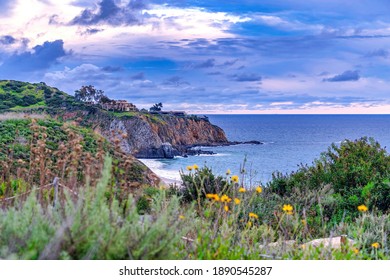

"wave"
[139, 159, 181, 181]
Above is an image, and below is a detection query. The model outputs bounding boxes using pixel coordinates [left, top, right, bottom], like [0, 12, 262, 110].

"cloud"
[207, 71, 222, 75]
[195, 58, 216, 68]
[82, 28, 105, 35]
[162, 76, 190, 87]
[223, 59, 239, 66]
[70, 0, 147, 26]
[365, 49, 388, 58]
[323, 70, 360, 82]
[131, 72, 145, 80]
[102, 66, 123, 72]
[0, 35, 16, 45]
[0, 40, 68, 74]
[230, 73, 262, 82]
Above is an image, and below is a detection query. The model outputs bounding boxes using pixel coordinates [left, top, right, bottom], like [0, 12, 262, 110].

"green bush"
[268, 137, 390, 222]
[0, 157, 191, 259]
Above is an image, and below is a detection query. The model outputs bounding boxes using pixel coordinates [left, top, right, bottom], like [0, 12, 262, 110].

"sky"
[1, 0, 390, 114]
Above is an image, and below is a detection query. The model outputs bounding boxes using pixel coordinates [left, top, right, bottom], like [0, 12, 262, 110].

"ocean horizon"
[140, 114, 390, 185]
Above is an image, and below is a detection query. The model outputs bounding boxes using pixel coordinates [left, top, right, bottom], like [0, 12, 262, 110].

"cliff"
[62, 109, 229, 158]
[0, 80, 229, 159]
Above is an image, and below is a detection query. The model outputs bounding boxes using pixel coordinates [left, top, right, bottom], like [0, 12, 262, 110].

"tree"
[150, 102, 163, 112]
[74, 85, 105, 104]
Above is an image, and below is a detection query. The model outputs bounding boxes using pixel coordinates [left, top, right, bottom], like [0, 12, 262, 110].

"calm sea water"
[140, 115, 390, 184]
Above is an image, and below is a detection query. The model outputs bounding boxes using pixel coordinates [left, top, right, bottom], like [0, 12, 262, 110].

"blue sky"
[1, 0, 390, 113]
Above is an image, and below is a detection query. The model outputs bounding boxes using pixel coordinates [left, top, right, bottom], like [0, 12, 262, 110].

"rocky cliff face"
[103, 114, 228, 158]
[61, 109, 228, 159]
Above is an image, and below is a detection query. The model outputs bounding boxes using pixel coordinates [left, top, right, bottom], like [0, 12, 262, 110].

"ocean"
[140, 115, 390, 184]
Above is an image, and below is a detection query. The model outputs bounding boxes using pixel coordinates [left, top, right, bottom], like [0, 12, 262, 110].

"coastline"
[159, 176, 182, 187]
[139, 158, 183, 187]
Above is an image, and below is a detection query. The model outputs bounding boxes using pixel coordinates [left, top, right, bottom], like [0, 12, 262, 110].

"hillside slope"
[0, 80, 229, 158]
[0, 116, 160, 192]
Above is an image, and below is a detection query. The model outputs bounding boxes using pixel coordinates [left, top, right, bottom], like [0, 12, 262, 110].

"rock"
[259, 240, 296, 250]
[302, 235, 355, 249]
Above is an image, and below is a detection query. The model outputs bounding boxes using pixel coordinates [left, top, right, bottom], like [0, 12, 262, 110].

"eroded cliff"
[62, 109, 229, 159]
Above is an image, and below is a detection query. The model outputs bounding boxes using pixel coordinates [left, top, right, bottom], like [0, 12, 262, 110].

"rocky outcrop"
[60, 109, 229, 159]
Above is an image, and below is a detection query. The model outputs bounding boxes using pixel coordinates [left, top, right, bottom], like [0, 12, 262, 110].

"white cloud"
[0, 0, 249, 57]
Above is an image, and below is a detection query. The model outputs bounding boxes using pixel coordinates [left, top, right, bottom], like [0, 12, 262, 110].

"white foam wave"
[139, 159, 181, 181]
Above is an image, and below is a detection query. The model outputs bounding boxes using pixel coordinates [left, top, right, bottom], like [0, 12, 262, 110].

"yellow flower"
[193, 164, 199, 170]
[371, 242, 380, 249]
[224, 205, 229, 212]
[353, 248, 359, 254]
[206, 194, 220, 202]
[256, 186, 262, 193]
[186, 165, 193, 171]
[179, 215, 185, 220]
[226, 169, 231, 175]
[249, 212, 258, 219]
[301, 219, 306, 226]
[234, 198, 241, 205]
[357, 204, 368, 212]
[246, 221, 252, 228]
[231, 175, 239, 183]
[221, 194, 232, 203]
[282, 204, 293, 215]
[206, 193, 214, 199]
[238, 187, 246, 193]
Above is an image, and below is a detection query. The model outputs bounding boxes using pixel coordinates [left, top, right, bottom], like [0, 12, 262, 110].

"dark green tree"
[74, 85, 105, 104]
[149, 102, 163, 112]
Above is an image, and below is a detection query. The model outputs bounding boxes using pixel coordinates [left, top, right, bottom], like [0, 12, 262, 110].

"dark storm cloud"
[230, 73, 262, 82]
[0, 40, 68, 74]
[323, 70, 360, 82]
[70, 0, 148, 26]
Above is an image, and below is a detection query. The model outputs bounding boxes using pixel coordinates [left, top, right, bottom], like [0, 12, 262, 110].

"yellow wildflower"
[238, 187, 246, 193]
[282, 204, 293, 215]
[357, 204, 368, 212]
[256, 186, 262, 193]
[206, 193, 214, 199]
[224, 205, 229, 212]
[249, 212, 258, 219]
[371, 242, 380, 249]
[226, 169, 231, 175]
[234, 198, 241, 205]
[353, 248, 359, 254]
[247, 221, 252, 228]
[206, 194, 220, 202]
[193, 164, 199, 170]
[179, 215, 185, 220]
[221, 194, 232, 203]
[231, 175, 239, 183]
[186, 165, 193, 171]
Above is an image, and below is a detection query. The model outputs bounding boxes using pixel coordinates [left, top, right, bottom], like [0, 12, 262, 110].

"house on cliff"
[100, 100, 138, 112]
